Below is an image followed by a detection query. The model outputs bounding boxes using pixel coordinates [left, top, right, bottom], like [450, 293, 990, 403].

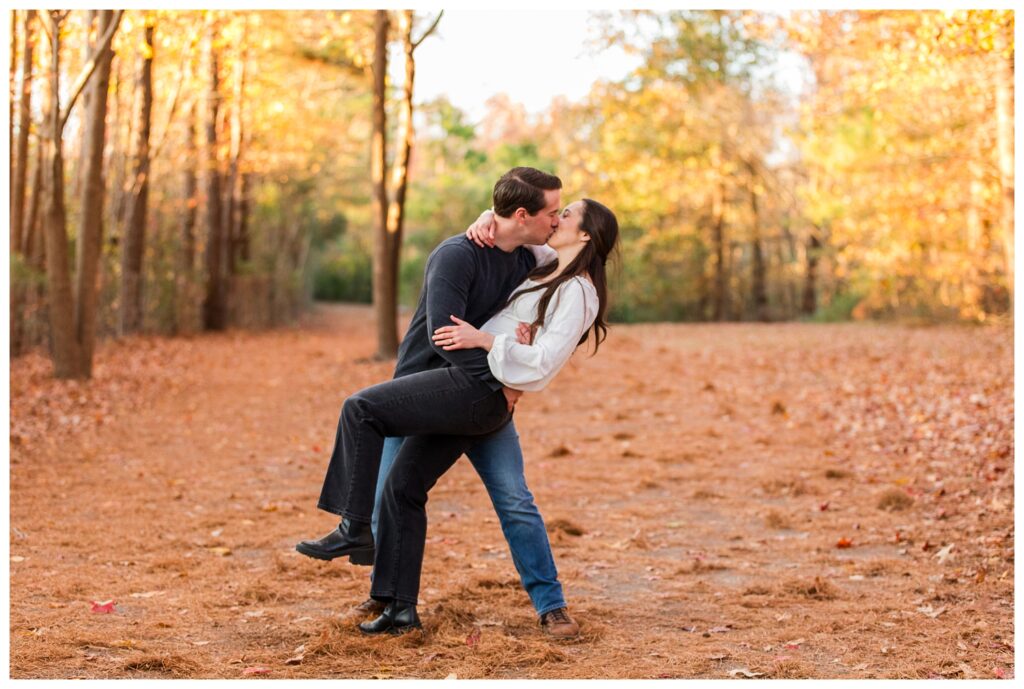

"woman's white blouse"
[480, 275, 599, 392]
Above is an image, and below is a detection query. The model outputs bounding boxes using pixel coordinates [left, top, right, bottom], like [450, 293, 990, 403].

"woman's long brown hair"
[505, 199, 619, 353]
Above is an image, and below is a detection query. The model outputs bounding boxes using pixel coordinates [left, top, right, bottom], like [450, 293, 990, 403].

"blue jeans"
[370, 421, 567, 616]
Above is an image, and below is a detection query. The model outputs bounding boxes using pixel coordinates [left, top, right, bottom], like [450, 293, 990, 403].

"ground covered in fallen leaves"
[9, 304, 1014, 679]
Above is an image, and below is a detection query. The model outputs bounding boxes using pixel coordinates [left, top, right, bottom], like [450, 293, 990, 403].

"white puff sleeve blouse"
[480, 275, 599, 392]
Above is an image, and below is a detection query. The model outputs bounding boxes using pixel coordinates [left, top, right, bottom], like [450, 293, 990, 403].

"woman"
[360, 198, 618, 634]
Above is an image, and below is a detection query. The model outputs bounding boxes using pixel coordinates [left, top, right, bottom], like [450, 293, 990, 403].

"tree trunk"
[177, 98, 199, 333]
[109, 43, 133, 240]
[748, 169, 768, 322]
[9, 10, 16, 200]
[234, 19, 249, 274]
[120, 17, 155, 335]
[221, 102, 235, 276]
[24, 139, 44, 269]
[238, 172, 251, 262]
[370, 9, 395, 358]
[711, 176, 729, 321]
[202, 17, 226, 331]
[37, 8, 121, 377]
[379, 9, 419, 356]
[74, 9, 115, 373]
[802, 226, 821, 316]
[993, 20, 1014, 302]
[10, 10, 35, 357]
[11, 10, 34, 255]
[18, 138, 48, 356]
[40, 12, 83, 377]
[225, 22, 248, 275]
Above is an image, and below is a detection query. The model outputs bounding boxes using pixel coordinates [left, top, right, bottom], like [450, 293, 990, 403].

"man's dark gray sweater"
[393, 235, 537, 390]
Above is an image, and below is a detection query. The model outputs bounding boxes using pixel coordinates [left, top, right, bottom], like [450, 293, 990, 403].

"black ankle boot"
[295, 518, 375, 565]
[358, 601, 422, 635]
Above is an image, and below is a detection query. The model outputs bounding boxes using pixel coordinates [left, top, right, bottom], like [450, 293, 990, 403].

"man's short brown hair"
[492, 167, 562, 218]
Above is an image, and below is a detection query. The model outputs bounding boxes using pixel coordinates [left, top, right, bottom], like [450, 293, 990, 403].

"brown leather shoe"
[540, 607, 580, 639]
[342, 598, 386, 618]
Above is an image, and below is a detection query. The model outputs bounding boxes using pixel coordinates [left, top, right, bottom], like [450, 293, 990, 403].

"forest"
[8, 10, 1015, 680]
[8, 9, 1015, 373]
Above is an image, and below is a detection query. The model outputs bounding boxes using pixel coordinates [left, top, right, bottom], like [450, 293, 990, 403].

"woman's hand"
[433, 315, 495, 352]
[515, 321, 535, 345]
[465, 209, 497, 248]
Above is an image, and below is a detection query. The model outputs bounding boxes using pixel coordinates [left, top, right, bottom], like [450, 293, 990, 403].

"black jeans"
[369, 433, 483, 605]
[316, 366, 511, 522]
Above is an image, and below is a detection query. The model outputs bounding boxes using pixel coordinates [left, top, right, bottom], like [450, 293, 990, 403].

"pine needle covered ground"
[9, 304, 1014, 679]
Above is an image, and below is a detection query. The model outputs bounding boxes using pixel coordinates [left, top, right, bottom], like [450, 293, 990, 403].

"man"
[296, 167, 580, 638]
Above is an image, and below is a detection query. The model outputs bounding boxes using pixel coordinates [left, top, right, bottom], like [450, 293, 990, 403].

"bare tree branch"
[59, 9, 123, 132]
[411, 10, 443, 50]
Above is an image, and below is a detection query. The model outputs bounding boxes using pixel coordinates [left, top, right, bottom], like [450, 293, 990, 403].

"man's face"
[522, 189, 561, 244]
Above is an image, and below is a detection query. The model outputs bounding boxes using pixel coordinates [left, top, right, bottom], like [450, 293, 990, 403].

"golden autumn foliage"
[8, 10, 1016, 378]
[785, 10, 1014, 320]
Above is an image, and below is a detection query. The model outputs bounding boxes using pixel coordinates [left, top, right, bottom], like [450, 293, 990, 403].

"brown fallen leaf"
[242, 667, 271, 675]
[917, 604, 947, 618]
[728, 668, 765, 678]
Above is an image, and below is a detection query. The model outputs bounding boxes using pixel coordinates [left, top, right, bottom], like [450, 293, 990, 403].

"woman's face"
[547, 200, 590, 250]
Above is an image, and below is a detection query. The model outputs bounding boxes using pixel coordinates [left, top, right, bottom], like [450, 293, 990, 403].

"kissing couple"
[296, 167, 619, 638]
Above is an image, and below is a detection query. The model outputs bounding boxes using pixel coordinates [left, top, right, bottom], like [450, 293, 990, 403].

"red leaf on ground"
[836, 537, 853, 548]
[90, 600, 116, 614]
[312, 445, 321, 453]
[819, 501, 830, 511]
[243, 666, 271, 675]
[466, 628, 481, 647]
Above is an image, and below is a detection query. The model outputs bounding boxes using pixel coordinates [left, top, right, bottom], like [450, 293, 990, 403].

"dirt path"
[9, 305, 1014, 678]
